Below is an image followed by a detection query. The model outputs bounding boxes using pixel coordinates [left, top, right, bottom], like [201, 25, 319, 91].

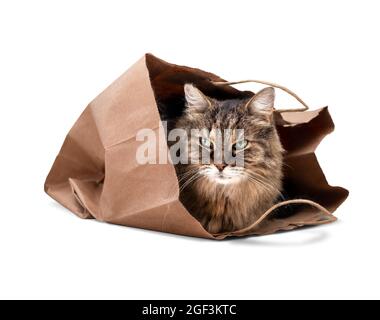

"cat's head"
[175, 83, 283, 186]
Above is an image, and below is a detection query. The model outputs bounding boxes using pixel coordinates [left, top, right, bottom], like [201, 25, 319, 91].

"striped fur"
[173, 85, 284, 233]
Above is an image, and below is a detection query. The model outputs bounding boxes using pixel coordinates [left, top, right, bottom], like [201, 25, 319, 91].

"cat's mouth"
[210, 171, 241, 184]
[214, 174, 234, 184]
[217, 172, 231, 179]
[214, 175, 244, 186]
[200, 165, 244, 185]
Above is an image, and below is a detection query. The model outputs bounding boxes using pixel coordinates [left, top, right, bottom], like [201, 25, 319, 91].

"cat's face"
[175, 84, 283, 187]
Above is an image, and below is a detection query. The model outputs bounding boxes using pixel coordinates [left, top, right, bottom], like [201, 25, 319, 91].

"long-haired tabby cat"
[172, 84, 284, 234]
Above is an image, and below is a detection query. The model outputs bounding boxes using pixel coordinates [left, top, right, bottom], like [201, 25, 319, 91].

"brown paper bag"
[44, 53, 348, 239]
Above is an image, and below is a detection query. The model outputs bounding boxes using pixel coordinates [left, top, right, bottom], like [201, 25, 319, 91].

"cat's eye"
[233, 139, 248, 150]
[200, 137, 212, 148]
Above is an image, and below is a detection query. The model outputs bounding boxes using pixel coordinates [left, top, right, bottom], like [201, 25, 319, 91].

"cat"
[171, 84, 284, 234]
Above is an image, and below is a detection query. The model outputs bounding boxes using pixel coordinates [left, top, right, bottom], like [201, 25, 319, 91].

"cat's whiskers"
[247, 173, 276, 191]
[247, 178, 273, 195]
[179, 172, 204, 193]
[177, 167, 200, 183]
[245, 171, 283, 198]
[165, 167, 201, 197]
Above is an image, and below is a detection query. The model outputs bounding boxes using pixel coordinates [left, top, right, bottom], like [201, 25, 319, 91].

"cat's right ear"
[246, 87, 275, 115]
[184, 84, 210, 112]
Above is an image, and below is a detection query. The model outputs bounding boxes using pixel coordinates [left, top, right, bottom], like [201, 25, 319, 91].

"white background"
[0, 0, 379, 300]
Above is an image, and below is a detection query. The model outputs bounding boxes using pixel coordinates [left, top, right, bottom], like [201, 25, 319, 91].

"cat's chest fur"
[182, 182, 271, 234]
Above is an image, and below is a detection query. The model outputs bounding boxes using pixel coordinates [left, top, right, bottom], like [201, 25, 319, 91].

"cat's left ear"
[246, 87, 275, 115]
[184, 84, 211, 112]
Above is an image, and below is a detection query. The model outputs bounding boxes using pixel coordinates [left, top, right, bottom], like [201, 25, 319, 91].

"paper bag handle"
[214, 199, 334, 237]
[212, 79, 310, 113]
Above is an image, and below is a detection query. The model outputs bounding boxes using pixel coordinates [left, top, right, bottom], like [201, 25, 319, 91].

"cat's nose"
[215, 164, 227, 172]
